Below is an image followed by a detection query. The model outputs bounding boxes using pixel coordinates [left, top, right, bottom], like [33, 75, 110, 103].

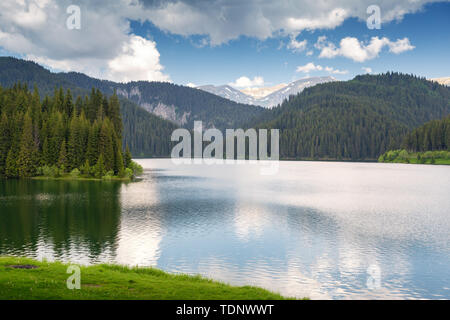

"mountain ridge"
[0, 56, 264, 130]
[197, 76, 335, 108]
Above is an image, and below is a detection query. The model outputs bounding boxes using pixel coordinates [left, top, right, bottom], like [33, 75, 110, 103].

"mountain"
[0, 57, 264, 130]
[253, 72, 450, 160]
[241, 84, 287, 99]
[430, 77, 450, 86]
[258, 77, 335, 108]
[196, 84, 258, 106]
[197, 76, 335, 108]
[0, 57, 178, 157]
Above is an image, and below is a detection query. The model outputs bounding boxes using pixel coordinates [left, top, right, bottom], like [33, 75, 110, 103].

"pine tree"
[124, 144, 132, 168]
[5, 148, 18, 178]
[58, 139, 68, 171]
[108, 91, 122, 141]
[0, 113, 11, 174]
[94, 154, 105, 178]
[17, 111, 38, 177]
[98, 119, 114, 171]
[114, 147, 124, 176]
[63, 89, 74, 118]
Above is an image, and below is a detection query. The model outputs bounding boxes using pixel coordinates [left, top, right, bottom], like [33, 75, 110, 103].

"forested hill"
[0, 57, 178, 157]
[378, 115, 450, 165]
[0, 57, 264, 130]
[0, 83, 141, 179]
[253, 73, 450, 160]
[403, 115, 450, 152]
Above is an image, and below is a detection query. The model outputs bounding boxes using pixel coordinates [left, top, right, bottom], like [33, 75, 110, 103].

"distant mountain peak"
[197, 76, 335, 108]
[430, 77, 450, 86]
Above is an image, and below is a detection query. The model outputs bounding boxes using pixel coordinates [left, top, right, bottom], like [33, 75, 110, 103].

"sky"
[0, 0, 449, 89]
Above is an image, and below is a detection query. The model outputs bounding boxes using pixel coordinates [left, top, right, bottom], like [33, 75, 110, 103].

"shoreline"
[0, 256, 297, 300]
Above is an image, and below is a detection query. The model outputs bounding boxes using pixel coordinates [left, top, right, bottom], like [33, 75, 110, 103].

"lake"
[1, 159, 449, 299]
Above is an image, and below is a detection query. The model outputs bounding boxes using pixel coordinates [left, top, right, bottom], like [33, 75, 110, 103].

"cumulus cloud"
[296, 62, 348, 75]
[362, 67, 373, 74]
[107, 35, 170, 83]
[0, 0, 432, 81]
[296, 62, 323, 73]
[0, 0, 170, 82]
[325, 66, 348, 75]
[317, 36, 415, 62]
[229, 76, 265, 88]
[287, 36, 307, 53]
[137, 0, 438, 44]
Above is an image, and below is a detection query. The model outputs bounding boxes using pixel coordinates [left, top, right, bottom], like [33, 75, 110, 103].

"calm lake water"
[1, 159, 449, 299]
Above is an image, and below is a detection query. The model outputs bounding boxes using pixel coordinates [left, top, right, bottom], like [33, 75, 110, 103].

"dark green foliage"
[403, 115, 450, 152]
[124, 145, 132, 168]
[0, 83, 126, 179]
[252, 72, 450, 160]
[380, 114, 450, 165]
[0, 57, 262, 157]
[120, 99, 178, 157]
[17, 111, 39, 177]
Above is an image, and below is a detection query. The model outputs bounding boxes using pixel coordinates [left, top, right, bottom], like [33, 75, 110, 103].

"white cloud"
[318, 36, 415, 62]
[388, 38, 415, 54]
[137, 0, 437, 45]
[324, 66, 348, 75]
[229, 76, 265, 88]
[0, 0, 429, 81]
[186, 82, 197, 88]
[296, 62, 348, 75]
[107, 35, 170, 83]
[296, 62, 323, 73]
[0, 0, 170, 82]
[362, 67, 372, 74]
[287, 36, 307, 53]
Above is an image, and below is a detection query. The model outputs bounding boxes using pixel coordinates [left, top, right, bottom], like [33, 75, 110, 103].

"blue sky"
[0, 0, 449, 87]
[130, 1, 450, 86]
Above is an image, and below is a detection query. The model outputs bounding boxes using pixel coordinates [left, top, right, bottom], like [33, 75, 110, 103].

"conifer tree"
[5, 148, 18, 178]
[58, 139, 68, 171]
[124, 144, 132, 168]
[17, 111, 38, 177]
[94, 154, 105, 178]
[0, 113, 11, 174]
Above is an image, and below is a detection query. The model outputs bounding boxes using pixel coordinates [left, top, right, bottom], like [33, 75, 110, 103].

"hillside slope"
[0, 57, 178, 157]
[0, 57, 263, 130]
[253, 73, 450, 160]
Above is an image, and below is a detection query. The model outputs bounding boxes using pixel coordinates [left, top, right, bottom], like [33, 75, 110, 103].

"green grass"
[379, 149, 450, 165]
[0, 257, 296, 300]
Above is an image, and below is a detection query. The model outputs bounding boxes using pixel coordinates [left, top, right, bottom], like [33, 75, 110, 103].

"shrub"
[129, 161, 143, 177]
[70, 168, 80, 178]
[102, 170, 114, 180]
[124, 168, 133, 179]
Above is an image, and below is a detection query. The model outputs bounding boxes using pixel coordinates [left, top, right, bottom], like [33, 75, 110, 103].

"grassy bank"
[0, 257, 293, 300]
[378, 149, 450, 165]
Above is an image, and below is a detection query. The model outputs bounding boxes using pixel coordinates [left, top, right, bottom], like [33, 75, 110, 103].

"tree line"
[403, 115, 450, 152]
[0, 83, 139, 179]
[253, 72, 450, 160]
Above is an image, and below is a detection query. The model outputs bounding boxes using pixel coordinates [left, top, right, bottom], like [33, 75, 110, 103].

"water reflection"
[0, 160, 449, 299]
[0, 179, 121, 264]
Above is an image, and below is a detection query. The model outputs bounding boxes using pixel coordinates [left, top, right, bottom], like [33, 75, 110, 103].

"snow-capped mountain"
[197, 76, 335, 108]
[241, 83, 287, 99]
[430, 77, 450, 86]
[196, 84, 258, 105]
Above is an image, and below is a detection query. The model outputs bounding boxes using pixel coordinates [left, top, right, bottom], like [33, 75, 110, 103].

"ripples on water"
[0, 160, 449, 299]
